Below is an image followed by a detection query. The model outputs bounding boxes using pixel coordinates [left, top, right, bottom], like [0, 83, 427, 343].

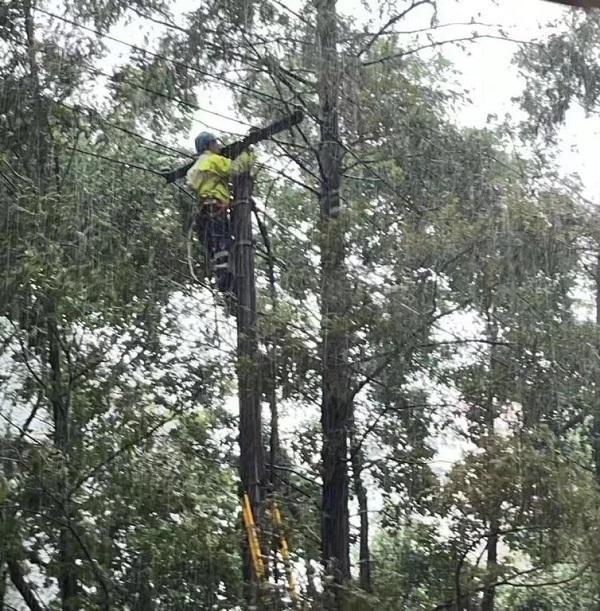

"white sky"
[435, 0, 600, 199]
[346, 0, 600, 200]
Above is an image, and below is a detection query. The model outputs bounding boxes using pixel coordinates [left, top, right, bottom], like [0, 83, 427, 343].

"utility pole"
[162, 113, 303, 600]
[231, 167, 267, 598]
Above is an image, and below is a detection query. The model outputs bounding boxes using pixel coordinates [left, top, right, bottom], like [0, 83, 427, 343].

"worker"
[186, 131, 253, 294]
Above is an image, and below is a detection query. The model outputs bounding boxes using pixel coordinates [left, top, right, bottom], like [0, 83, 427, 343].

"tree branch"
[7, 558, 47, 611]
[431, 563, 589, 610]
[363, 34, 536, 67]
[357, 1, 434, 57]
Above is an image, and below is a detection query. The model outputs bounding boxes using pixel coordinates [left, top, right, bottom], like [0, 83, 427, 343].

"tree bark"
[481, 519, 499, 611]
[481, 316, 499, 611]
[592, 250, 600, 611]
[47, 316, 79, 611]
[23, 0, 50, 190]
[592, 250, 600, 487]
[232, 170, 267, 596]
[315, 0, 352, 600]
[349, 434, 372, 592]
[0, 557, 6, 610]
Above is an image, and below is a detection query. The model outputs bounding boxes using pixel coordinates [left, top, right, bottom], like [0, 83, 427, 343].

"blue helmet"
[195, 131, 217, 154]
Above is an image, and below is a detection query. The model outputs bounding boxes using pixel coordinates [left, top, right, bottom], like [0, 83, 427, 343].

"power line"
[87, 69, 248, 137]
[37, 5, 526, 269]
[36, 8, 560, 263]
[34, 7, 292, 106]
[11, 33, 255, 136]
[32, 10, 320, 156]
[56, 100, 194, 159]
[52, 57, 252, 135]
[55, 36, 492, 211]
[128, 6, 311, 53]
[66, 146, 164, 176]
[64, 120, 315, 200]
[257, 61, 419, 209]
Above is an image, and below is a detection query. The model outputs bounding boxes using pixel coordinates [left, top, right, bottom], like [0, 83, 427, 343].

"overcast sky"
[436, 0, 600, 199]
[353, 0, 600, 200]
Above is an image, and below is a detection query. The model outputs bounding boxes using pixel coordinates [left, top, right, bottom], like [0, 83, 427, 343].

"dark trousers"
[195, 202, 233, 292]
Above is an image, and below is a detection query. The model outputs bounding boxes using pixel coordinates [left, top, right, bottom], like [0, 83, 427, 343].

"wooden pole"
[231, 168, 267, 596]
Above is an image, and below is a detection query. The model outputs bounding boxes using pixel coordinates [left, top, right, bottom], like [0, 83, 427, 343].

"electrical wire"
[56, 100, 194, 159]
[34, 7, 293, 106]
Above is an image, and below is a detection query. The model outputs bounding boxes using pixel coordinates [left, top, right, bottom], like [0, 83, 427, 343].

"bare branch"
[347, 20, 503, 40]
[363, 34, 536, 67]
[431, 563, 590, 610]
[357, 1, 434, 58]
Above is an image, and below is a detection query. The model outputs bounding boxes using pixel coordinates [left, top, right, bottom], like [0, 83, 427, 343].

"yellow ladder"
[241, 494, 300, 608]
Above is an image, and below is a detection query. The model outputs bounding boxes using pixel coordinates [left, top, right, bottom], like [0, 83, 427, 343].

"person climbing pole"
[186, 131, 253, 294]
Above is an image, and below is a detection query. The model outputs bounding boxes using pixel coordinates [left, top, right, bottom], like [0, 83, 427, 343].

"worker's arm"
[231, 151, 254, 175]
[161, 111, 303, 183]
[185, 159, 203, 191]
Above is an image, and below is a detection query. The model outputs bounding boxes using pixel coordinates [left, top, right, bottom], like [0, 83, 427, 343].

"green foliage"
[372, 523, 458, 610]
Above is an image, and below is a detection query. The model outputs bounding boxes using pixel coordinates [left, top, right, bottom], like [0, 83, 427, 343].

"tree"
[0, 1, 242, 608]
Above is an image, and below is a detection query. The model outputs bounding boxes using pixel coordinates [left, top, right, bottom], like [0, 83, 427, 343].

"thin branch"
[272, 464, 320, 487]
[347, 20, 503, 40]
[357, 1, 434, 57]
[0, 412, 44, 447]
[363, 34, 536, 67]
[269, 0, 314, 27]
[431, 563, 589, 611]
[20, 392, 44, 439]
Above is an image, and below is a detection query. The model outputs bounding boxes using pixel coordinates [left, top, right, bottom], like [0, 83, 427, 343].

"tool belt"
[199, 198, 229, 217]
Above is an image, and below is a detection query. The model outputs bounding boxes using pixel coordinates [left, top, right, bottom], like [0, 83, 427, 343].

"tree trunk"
[7, 558, 46, 611]
[592, 250, 600, 611]
[23, 0, 50, 189]
[592, 250, 600, 487]
[47, 316, 79, 611]
[23, 3, 79, 607]
[481, 518, 499, 611]
[315, 0, 351, 597]
[0, 557, 6, 611]
[481, 316, 498, 611]
[350, 437, 372, 592]
[232, 169, 267, 596]
[267, 325, 281, 591]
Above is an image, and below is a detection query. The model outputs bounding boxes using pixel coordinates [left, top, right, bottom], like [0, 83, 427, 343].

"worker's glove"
[231, 151, 255, 175]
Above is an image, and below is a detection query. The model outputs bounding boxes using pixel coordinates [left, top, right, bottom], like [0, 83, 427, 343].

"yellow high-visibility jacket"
[186, 151, 231, 204]
[186, 151, 254, 205]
